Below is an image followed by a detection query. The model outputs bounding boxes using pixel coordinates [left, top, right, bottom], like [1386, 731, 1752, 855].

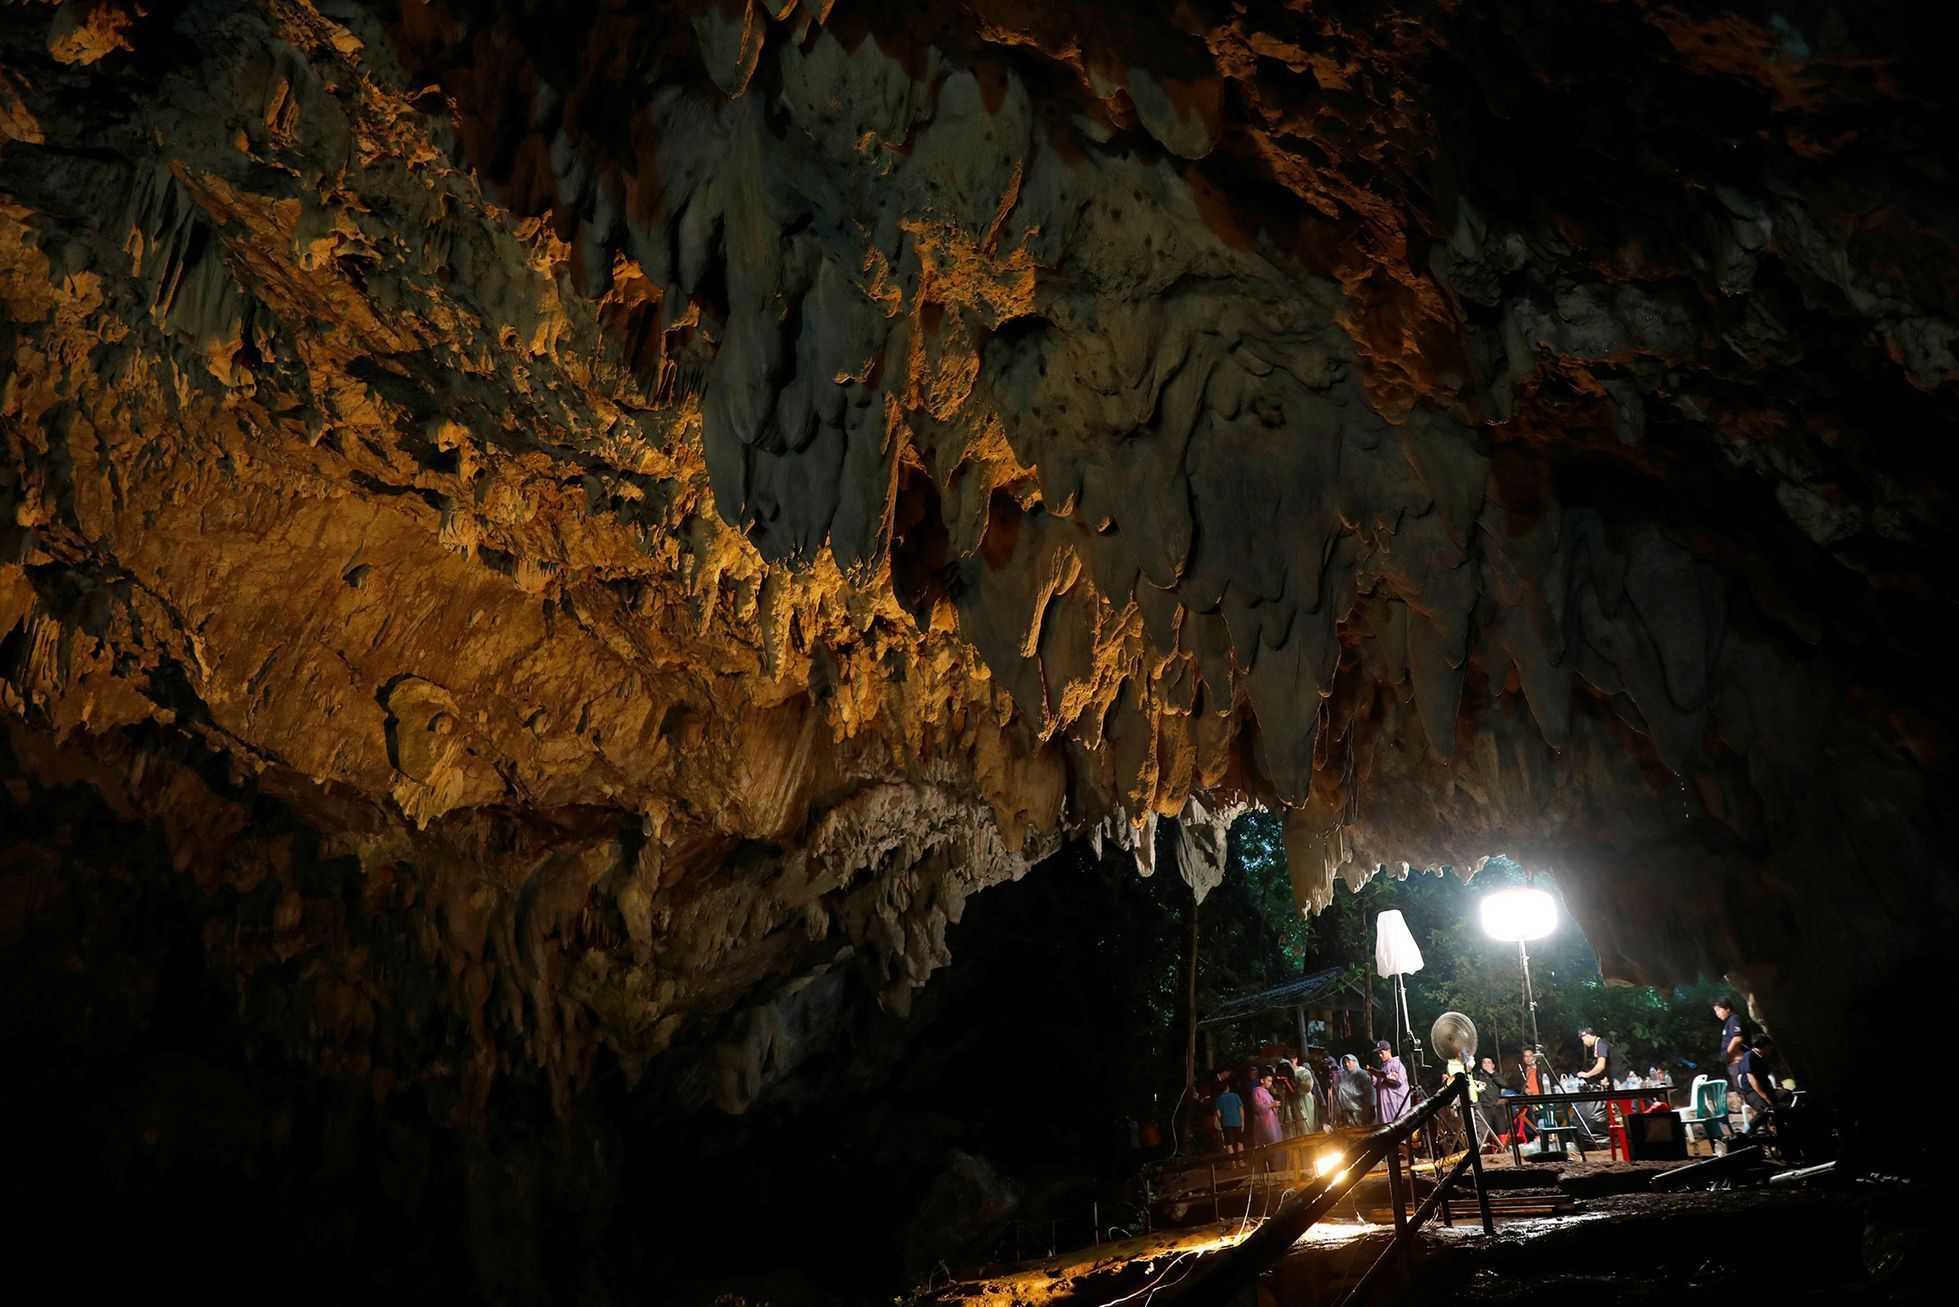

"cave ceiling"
[2, 0, 1956, 1110]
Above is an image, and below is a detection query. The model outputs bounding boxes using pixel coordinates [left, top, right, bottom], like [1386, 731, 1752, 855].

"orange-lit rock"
[2, 0, 1956, 1246]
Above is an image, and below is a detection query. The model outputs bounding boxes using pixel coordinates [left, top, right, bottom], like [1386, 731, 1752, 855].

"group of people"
[1461, 1037, 1634, 1146]
[1200, 1059, 1308, 1153]
[1192, 1039, 1422, 1155]
[1715, 996, 1792, 1135]
[1189, 996, 1796, 1159]
[1464, 1000, 1793, 1146]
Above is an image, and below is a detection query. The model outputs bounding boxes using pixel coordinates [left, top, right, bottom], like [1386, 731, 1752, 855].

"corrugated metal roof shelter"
[1198, 964, 1369, 1028]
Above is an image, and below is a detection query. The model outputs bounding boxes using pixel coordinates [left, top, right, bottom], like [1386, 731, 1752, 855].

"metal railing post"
[1385, 1146, 1408, 1237]
[1445, 1079, 1465, 1226]
[1457, 1073, 1496, 1238]
[1466, 1091, 1496, 1237]
[1416, 1114, 1445, 1227]
[1439, 1135, 1454, 1227]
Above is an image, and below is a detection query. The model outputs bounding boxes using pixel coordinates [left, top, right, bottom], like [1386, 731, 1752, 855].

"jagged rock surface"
[3, 0, 1957, 1292]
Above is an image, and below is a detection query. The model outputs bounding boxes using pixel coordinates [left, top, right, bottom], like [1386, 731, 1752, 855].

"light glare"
[1314, 1151, 1343, 1177]
[1480, 886, 1557, 942]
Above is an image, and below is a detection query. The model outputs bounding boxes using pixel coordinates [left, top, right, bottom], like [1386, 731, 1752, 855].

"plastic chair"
[1676, 1076, 1731, 1153]
[1674, 1074, 1708, 1136]
[1605, 1096, 1628, 1160]
[1524, 1099, 1588, 1161]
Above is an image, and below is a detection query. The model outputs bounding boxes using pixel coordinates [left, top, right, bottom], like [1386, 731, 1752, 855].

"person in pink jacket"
[1369, 1040, 1412, 1120]
[1249, 1071, 1284, 1148]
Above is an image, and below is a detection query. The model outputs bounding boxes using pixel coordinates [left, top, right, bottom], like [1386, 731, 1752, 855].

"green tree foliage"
[1209, 813, 1732, 1081]
[1191, 813, 1313, 1011]
[952, 809, 1735, 1134]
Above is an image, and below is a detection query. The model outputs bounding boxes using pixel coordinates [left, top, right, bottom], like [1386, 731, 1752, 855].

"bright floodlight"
[1480, 886, 1557, 942]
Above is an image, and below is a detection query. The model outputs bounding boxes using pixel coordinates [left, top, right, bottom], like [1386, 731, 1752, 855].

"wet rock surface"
[1271, 1186, 1925, 1305]
[935, 1183, 1927, 1307]
[2, 0, 1956, 1299]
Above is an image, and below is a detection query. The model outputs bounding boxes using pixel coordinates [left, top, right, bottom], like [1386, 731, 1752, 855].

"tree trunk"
[1364, 934, 1375, 1045]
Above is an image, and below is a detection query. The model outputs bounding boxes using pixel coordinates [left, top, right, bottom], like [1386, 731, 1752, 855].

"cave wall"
[4, 0, 1958, 1256]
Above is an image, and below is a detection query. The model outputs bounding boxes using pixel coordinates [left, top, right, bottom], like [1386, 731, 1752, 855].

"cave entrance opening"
[1119, 810, 1731, 1160]
[901, 812, 1722, 1181]
[618, 812, 1737, 1294]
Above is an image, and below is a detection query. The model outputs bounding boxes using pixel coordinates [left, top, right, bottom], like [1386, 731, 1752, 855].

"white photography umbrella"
[1375, 909, 1425, 978]
[1375, 909, 1426, 1068]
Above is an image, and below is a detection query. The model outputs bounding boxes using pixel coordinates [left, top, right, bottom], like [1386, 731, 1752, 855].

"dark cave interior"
[3, 0, 1958, 1301]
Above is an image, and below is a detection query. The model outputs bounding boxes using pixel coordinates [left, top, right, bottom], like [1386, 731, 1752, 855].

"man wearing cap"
[1574, 1027, 1626, 1086]
[1573, 1027, 1626, 1139]
[1368, 1039, 1412, 1121]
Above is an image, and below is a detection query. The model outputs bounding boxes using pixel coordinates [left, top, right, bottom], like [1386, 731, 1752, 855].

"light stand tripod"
[1394, 972, 1427, 1083]
[1373, 908, 1433, 1159]
[1521, 941, 1611, 1146]
[1390, 974, 1447, 1164]
[1514, 937, 1575, 1157]
[1480, 885, 1566, 1158]
[1518, 938, 1542, 1055]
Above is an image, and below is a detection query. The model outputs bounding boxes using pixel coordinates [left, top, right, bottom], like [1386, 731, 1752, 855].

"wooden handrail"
[1153, 1074, 1492, 1307]
[1148, 1120, 1375, 1175]
[1339, 1141, 1484, 1305]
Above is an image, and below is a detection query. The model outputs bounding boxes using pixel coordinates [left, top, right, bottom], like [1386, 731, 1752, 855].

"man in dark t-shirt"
[1739, 1034, 1786, 1135]
[1575, 1027, 1626, 1139]
[1576, 1027, 1626, 1084]
[1216, 1083, 1245, 1152]
[1714, 997, 1746, 1089]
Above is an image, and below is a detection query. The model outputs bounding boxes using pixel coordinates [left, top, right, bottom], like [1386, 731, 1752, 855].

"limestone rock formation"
[3, 0, 1956, 1291]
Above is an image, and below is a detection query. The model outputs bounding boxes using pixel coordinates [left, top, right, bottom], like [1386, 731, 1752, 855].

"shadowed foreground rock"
[2, 0, 1955, 1298]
